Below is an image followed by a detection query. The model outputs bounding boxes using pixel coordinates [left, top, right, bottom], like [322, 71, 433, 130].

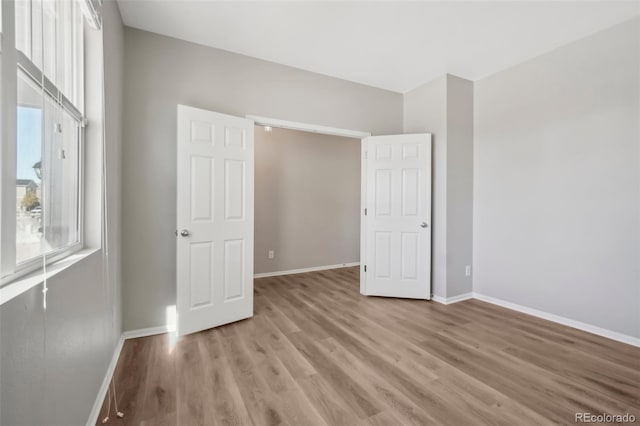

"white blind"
[81, 0, 102, 30]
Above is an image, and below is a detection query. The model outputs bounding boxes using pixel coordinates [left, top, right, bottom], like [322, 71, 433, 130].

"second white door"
[362, 134, 432, 299]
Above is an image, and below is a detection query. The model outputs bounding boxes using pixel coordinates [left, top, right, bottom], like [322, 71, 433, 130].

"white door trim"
[246, 115, 371, 139]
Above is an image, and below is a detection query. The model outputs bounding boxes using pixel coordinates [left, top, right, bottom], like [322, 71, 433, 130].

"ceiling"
[117, 1, 640, 93]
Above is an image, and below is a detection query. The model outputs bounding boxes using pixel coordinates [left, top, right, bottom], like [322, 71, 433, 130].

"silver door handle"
[420, 222, 428, 228]
[180, 229, 190, 237]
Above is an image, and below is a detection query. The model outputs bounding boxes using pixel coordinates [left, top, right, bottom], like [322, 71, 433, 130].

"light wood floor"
[98, 267, 640, 425]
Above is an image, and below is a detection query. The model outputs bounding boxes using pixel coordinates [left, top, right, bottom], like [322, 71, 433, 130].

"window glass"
[15, 70, 81, 265]
[16, 71, 45, 263]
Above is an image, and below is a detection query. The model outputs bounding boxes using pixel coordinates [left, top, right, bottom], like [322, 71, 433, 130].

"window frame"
[0, 0, 88, 287]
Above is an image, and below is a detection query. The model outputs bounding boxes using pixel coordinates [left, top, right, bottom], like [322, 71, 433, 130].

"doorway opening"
[253, 123, 363, 281]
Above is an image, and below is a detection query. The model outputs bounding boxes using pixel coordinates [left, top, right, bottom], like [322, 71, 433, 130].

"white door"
[361, 134, 432, 299]
[176, 105, 254, 336]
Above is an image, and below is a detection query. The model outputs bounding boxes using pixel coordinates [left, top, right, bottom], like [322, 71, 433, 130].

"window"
[15, 71, 81, 265]
[1, 0, 94, 285]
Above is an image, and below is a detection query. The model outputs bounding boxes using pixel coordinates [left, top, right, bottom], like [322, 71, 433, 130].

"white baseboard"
[254, 262, 359, 278]
[122, 325, 173, 340]
[86, 334, 125, 426]
[431, 292, 473, 305]
[431, 295, 445, 304]
[473, 293, 640, 348]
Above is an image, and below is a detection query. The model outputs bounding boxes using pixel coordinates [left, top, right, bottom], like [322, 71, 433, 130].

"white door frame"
[246, 115, 371, 139]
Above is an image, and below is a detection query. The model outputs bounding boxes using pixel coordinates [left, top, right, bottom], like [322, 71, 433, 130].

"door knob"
[420, 222, 428, 228]
[180, 229, 190, 237]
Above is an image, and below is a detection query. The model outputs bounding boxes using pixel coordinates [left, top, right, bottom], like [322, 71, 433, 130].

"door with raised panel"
[176, 105, 254, 336]
[362, 134, 432, 299]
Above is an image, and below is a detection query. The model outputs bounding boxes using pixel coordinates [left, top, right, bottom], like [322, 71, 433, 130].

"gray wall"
[103, 0, 125, 339]
[473, 18, 640, 338]
[1, 253, 109, 425]
[0, 1, 125, 424]
[122, 28, 403, 331]
[403, 76, 448, 298]
[254, 126, 360, 274]
[403, 74, 474, 299]
[446, 76, 473, 298]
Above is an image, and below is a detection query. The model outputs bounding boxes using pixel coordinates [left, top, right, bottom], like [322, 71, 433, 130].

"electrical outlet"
[465, 265, 471, 277]
[268, 250, 275, 259]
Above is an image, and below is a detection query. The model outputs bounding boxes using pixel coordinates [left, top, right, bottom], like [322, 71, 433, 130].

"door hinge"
[364, 265, 367, 272]
[364, 208, 367, 216]
[364, 151, 368, 159]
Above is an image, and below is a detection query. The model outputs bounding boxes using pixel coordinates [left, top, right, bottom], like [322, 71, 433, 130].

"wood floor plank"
[139, 411, 177, 426]
[264, 317, 318, 379]
[140, 335, 176, 421]
[176, 334, 207, 425]
[357, 411, 406, 426]
[435, 306, 640, 410]
[286, 331, 383, 419]
[460, 299, 640, 367]
[417, 331, 640, 423]
[98, 266, 640, 426]
[273, 387, 328, 426]
[282, 291, 495, 425]
[240, 319, 299, 395]
[218, 324, 287, 426]
[295, 374, 361, 426]
[196, 329, 253, 426]
[316, 337, 442, 426]
[106, 337, 154, 426]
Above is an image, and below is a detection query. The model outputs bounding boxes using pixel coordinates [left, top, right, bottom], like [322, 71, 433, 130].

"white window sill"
[0, 248, 100, 306]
